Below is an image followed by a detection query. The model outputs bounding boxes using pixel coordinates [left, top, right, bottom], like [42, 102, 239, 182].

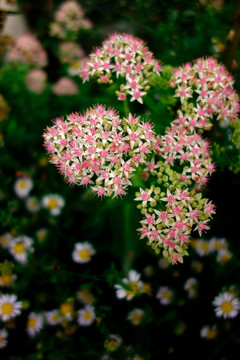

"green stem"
[123, 99, 130, 117]
[122, 202, 137, 273]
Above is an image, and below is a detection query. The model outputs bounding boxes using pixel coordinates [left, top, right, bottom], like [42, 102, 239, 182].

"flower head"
[72, 242, 96, 264]
[79, 33, 162, 102]
[45, 309, 62, 326]
[0, 294, 22, 322]
[25, 69, 47, 94]
[41, 194, 65, 216]
[14, 177, 33, 199]
[6, 33, 48, 67]
[200, 325, 217, 340]
[27, 312, 44, 337]
[77, 305, 96, 326]
[156, 286, 174, 305]
[43, 106, 157, 197]
[9, 235, 34, 264]
[0, 329, 8, 348]
[52, 77, 79, 95]
[127, 308, 144, 325]
[114, 270, 143, 301]
[213, 291, 240, 319]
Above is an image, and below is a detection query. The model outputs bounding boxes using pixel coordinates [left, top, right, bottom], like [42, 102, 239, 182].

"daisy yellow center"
[1, 274, 12, 286]
[126, 281, 138, 296]
[1, 236, 9, 245]
[162, 290, 171, 299]
[79, 290, 94, 304]
[14, 243, 25, 254]
[201, 243, 209, 252]
[60, 303, 73, 315]
[0, 338, 2, 344]
[51, 314, 59, 322]
[71, 61, 80, 68]
[47, 199, 58, 209]
[79, 249, 91, 260]
[1, 303, 13, 315]
[19, 181, 27, 189]
[221, 301, 234, 314]
[131, 312, 142, 324]
[206, 328, 217, 339]
[28, 317, 37, 328]
[83, 311, 91, 320]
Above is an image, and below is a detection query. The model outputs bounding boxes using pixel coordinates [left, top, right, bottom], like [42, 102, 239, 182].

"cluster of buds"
[58, 41, 85, 64]
[5, 33, 48, 68]
[25, 69, 47, 94]
[43, 105, 158, 198]
[52, 77, 79, 95]
[49, 0, 92, 40]
[79, 33, 162, 103]
[136, 182, 215, 264]
[169, 57, 240, 127]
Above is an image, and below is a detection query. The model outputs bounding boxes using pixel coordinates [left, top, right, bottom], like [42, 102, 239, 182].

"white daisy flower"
[14, 177, 33, 198]
[114, 270, 143, 301]
[36, 228, 48, 243]
[0, 294, 22, 322]
[213, 292, 240, 319]
[195, 239, 211, 256]
[42, 194, 65, 216]
[59, 301, 74, 320]
[0, 329, 8, 348]
[156, 286, 174, 305]
[216, 249, 232, 264]
[0, 273, 17, 288]
[72, 242, 96, 264]
[209, 237, 228, 252]
[200, 325, 217, 340]
[184, 277, 198, 298]
[25, 196, 41, 213]
[127, 308, 144, 325]
[45, 309, 62, 326]
[76, 288, 95, 305]
[27, 312, 44, 337]
[77, 305, 96, 326]
[0, 232, 12, 249]
[9, 235, 34, 264]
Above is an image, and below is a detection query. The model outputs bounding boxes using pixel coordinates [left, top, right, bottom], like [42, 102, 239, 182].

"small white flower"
[127, 308, 144, 325]
[213, 292, 240, 319]
[14, 177, 33, 198]
[76, 288, 95, 305]
[9, 235, 34, 264]
[27, 312, 44, 337]
[0, 294, 22, 322]
[36, 228, 48, 243]
[195, 239, 211, 256]
[45, 309, 62, 326]
[114, 270, 143, 301]
[72, 242, 96, 264]
[0, 232, 12, 249]
[216, 249, 232, 264]
[156, 286, 174, 305]
[184, 277, 198, 298]
[25, 196, 41, 213]
[42, 194, 65, 216]
[0, 329, 8, 348]
[77, 305, 95, 326]
[200, 325, 217, 340]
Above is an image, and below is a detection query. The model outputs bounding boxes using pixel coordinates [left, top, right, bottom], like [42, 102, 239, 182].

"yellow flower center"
[201, 243, 209, 252]
[19, 181, 27, 189]
[162, 290, 171, 299]
[1, 303, 13, 315]
[125, 281, 138, 297]
[47, 198, 58, 209]
[221, 301, 234, 314]
[1, 274, 12, 286]
[1, 236, 9, 245]
[0, 337, 2, 344]
[206, 328, 217, 340]
[79, 249, 91, 260]
[14, 243, 25, 254]
[83, 311, 92, 321]
[131, 312, 142, 324]
[60, 303, 73, 315]
[28, 317, 37, 328]
[71, 61, 80, 69]
[51, 314, 59, 322]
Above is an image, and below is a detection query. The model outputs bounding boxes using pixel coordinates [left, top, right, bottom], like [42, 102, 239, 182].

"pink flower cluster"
[58, 41, 85, 64]
[25, 69, 47, 94]
[136, 186, 215, 264]
[43, 105, 157, 198]
[52, 77, 79, 95]
[169, 57, 240, 127]
[49, 0, 92, 40]
[5, 33, 48, 68]
[79, 33, 162, 103]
